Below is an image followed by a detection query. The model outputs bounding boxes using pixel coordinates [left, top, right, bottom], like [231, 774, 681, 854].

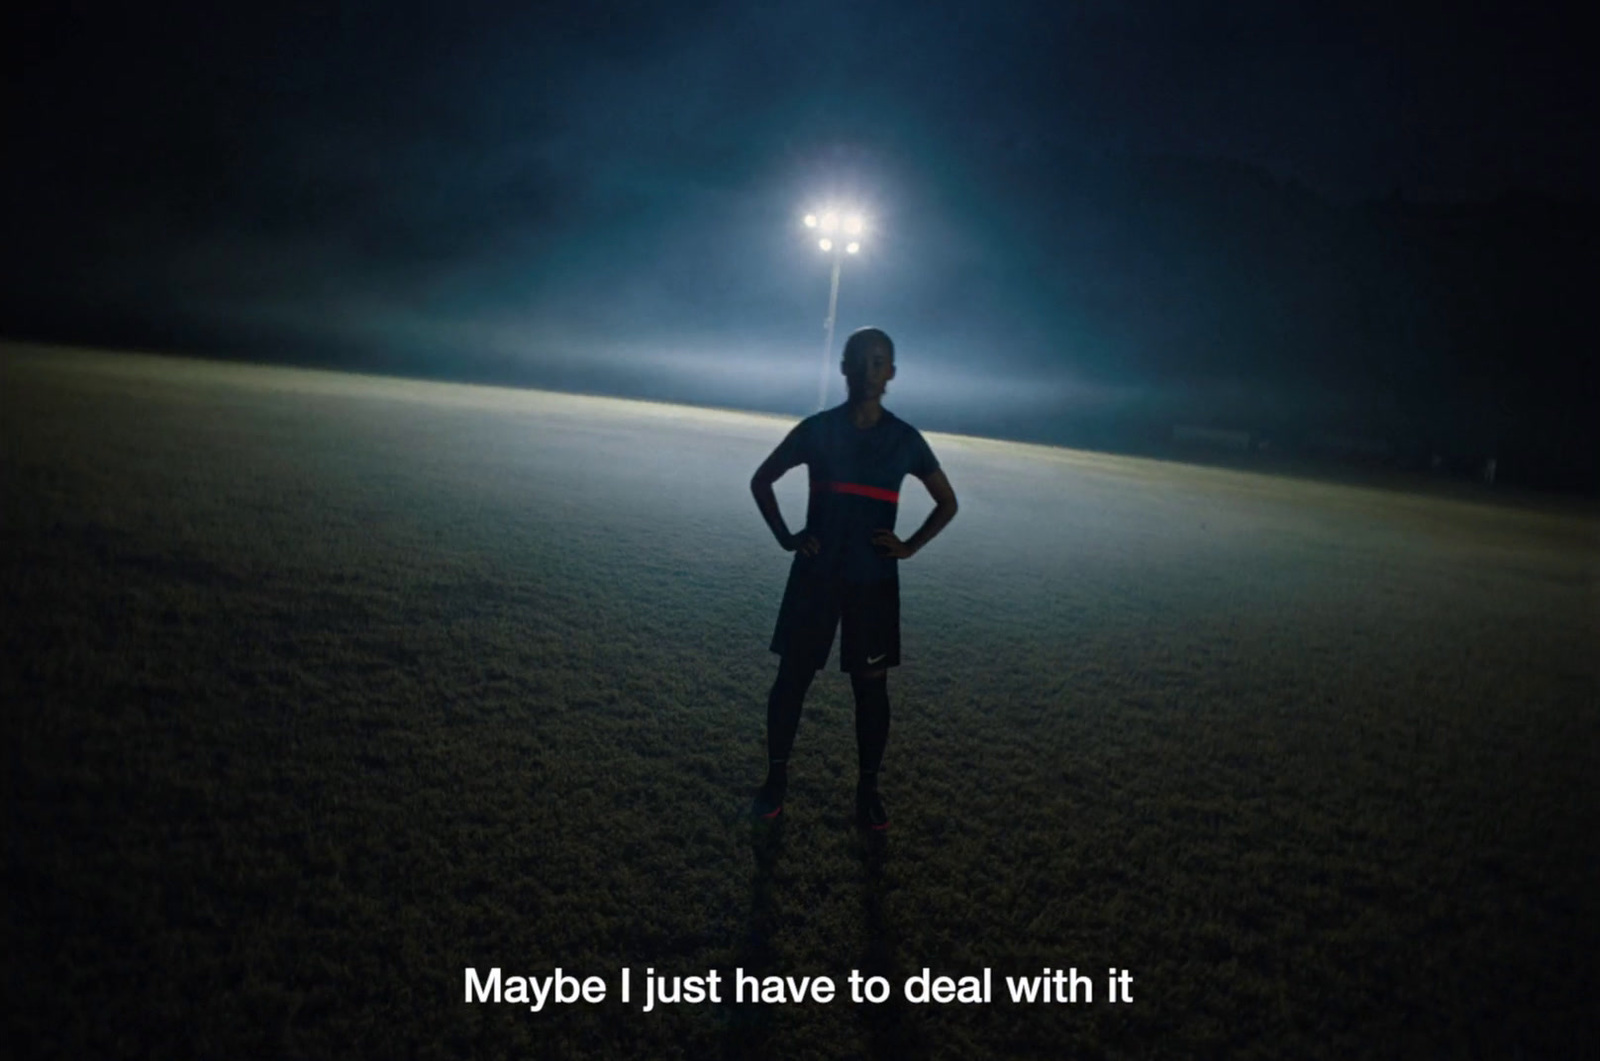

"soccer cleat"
[855, 785, 889, 831]
[751, 779, 786, 821]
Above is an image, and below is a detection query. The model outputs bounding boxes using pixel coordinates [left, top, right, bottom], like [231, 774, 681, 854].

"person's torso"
[798, 405, 924, 583]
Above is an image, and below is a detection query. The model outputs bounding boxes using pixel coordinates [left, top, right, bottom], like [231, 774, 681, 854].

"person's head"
[841, 327, 896, 401]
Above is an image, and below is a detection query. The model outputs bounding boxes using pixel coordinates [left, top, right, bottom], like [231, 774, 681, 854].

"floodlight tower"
[802, 208, 866, 410]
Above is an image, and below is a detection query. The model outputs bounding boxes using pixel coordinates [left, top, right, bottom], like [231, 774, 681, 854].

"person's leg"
[840, 577, 899, 830]
[757, 653, 816, 814]
[851, 668, 890, 780]
[850, 667, 891, 829]
[758, 572, 840, 818]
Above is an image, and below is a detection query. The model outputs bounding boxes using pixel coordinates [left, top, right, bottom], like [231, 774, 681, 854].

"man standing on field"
[749, 327, 959, 830]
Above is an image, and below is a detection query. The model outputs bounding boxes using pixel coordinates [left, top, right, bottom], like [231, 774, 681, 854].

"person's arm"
[751, 433, 820, 556]
[873, 469, 958, 559]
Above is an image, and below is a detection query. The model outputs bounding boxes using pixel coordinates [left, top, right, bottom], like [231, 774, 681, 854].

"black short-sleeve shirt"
[768, 404, 941, 584]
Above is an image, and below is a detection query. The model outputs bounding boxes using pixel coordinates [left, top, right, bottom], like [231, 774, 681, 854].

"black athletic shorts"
[769, 568, 901, 672]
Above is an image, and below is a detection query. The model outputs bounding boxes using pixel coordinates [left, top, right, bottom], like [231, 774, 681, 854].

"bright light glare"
[820, 212, 838, 233]
[846, 241, 860, 254]
[818, 238, 833, 251]
[803, 214, 817, 228]
[846, 215, 864, 234]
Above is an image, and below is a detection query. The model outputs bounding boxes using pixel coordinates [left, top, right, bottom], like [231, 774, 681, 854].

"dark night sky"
[4, 1, 1595, 479]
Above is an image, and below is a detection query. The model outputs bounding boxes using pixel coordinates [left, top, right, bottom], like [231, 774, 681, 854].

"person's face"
[843, 344, 896, 399]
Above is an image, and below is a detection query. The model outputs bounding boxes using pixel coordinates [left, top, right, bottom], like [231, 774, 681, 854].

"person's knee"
[776, 657, 818, 692]
[853, 668, 887, 682]
[779, 656, 816, 679]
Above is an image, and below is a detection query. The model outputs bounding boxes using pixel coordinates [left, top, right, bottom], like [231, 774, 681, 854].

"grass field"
[3, 342, 1596, 1059]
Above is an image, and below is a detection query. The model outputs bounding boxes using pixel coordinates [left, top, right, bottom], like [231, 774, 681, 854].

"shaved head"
[843, 327, 894, 369]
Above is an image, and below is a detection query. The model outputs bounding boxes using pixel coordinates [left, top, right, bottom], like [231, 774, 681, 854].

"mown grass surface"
[3, 343, 1596, 1059]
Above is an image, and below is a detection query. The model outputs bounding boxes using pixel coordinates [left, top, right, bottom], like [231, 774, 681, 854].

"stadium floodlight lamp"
[801, 203, 872, 410]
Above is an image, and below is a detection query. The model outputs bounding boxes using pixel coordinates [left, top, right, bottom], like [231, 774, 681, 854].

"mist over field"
[7, 6, 1597, 492]
[4, 344, 1595, 1058]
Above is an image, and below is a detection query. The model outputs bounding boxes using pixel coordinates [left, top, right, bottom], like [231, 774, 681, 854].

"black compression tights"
[765, 659, 890, 779]
[765, 656, 815, 770]
[851, 672, 890, 778]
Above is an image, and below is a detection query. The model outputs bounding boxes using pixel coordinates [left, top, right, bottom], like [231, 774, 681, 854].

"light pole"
[803, 209, 865, 410]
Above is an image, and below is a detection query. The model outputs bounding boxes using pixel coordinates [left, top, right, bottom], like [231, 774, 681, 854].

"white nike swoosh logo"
[867, 653, 886, 664]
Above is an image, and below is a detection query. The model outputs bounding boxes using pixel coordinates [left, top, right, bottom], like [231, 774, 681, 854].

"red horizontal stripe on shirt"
[812, 480, 899, 503]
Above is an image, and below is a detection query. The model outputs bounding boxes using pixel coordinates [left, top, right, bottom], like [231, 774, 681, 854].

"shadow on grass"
[719, 815, 785, 1059]
[855, 830, 931, 1060]
[720, 819, 930, 1060]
